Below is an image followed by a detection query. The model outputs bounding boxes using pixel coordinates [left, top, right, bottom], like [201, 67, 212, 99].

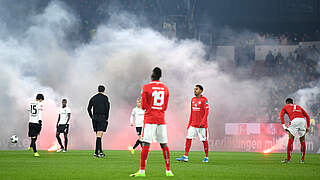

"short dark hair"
[36, 94, 44, 100]
[98, 85, 105, 92]
[62, 99, 67, 102]
[286, 98, 293, 104]
[195, 84, 204, 91]
[151, 67, 162, 81]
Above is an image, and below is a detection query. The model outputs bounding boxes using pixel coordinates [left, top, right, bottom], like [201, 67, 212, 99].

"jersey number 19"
[152, 90, 164, 107]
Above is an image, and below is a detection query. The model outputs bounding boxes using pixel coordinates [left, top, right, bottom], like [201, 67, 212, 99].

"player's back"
[29, 101, 43, 123]
[281, 104, 306, 120]
[141, 81, 169, 124]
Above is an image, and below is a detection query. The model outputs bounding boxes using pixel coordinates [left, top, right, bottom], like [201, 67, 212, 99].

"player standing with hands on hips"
[130, 67, 174, 177]
[87, 85, 110, 158]
[280, 98, 310, 163]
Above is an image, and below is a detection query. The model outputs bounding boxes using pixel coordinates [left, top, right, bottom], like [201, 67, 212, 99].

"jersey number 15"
[30, 105, 38, 115]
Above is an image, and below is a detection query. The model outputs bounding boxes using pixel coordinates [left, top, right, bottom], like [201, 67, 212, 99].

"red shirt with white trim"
[141, 80, 169, 124]
[188, 96, 209, 128]
[280, 103, 310, 128]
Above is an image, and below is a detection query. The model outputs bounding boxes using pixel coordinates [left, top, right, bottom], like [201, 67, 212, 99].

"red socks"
[184, 139, 192, 156]
[287, 139, 294, 161]
[161, 146, 171, 171]
[301, 141, 306, 161]
[203, 141, 209, 157]
[140, 146, 150, 170]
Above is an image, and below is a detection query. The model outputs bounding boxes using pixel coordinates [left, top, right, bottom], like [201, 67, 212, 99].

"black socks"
[133, 139, 141, 149]
[95, 137, 102, 154]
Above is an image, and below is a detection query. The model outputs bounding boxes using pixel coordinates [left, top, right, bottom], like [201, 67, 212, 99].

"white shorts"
[142, 124, 168, 144]
[288, 118, 307, 138]
[186, 126, 209, 141]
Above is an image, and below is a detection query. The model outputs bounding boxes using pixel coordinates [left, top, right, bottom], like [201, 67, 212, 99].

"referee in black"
[87, 85, 110, 158]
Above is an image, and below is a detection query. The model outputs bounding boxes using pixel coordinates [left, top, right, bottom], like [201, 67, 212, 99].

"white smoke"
[0, 0, 273, 150]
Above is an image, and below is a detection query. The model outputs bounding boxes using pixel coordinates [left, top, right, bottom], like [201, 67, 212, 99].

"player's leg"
[30, 136, 37, 153]
[200, 128, 209, 162]
[299, 135, 306, 163]
[63, 132, 68, 152]
[28, 123, 33, 150]
[297, 118, 307, 163]
[177, 127, 196, 161]
[92, 120, 98, 157]
[29, 123, 40, 156]
[130, 124, 152, 177]
[133, 127, 142, 149]
[284, 132, 294, 162]
[99, 120, 108, 157]
[140, 141, 150, 171]
[56, 131, 64, 151]
[157, 125, 173, 176]
[96, 131, 103, 157]
[160, 143, 173, 176]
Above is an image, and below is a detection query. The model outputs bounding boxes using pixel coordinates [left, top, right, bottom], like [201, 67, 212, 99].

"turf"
[0, 150, 319, 179]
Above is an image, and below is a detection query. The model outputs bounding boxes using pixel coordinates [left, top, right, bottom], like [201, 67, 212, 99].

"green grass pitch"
[0, 150, 319, 179]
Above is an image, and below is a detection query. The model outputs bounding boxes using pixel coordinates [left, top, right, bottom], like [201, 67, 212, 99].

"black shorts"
[28, 123, 42, 137]
[57, 124, 69, 134]
[136, 127, 142, 136]
[92, 114, 108, 132]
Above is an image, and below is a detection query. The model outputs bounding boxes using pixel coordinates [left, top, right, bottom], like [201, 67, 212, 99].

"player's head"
[62, 99, 67, 107]
[136, 98, 141, 107]
[36, 94, 44, 101]
[98, 85, 105, 93]
[285, 98, 293, 104]
[151, 67, 162, 81]
[194, 84, 203, 96]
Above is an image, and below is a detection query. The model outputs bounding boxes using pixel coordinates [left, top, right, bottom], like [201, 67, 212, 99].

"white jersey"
[58, 106, 71, 125]
[28, 101, 43, 124]
[130, 106, 145, 127]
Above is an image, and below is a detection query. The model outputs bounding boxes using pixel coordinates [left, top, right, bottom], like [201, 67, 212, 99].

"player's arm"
[280, 106, 287, 130]
[163, 88, 169, 111]
[141, 87, 147, 110]
[130, 109, 135, 126]
[105, 97, 110, 121]
[38, 104, 43, 125]
[200, 99, 209, 128]
[187, 99, 192, 129]
[301, 108, 310, 132]
[56, 114, 60, 128]
[66, 113, 71, 124]
[87, 98, 93, 119]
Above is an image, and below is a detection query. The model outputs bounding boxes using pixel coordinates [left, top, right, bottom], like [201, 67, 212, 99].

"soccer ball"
[10, 135, 18, 143]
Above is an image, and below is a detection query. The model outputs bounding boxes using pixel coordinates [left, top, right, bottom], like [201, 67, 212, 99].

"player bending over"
[130, 67, 174, 177]
[128, 98, 145, 154]
[176, 85, 210, 162]
[56, 99, 71, 152]
[27, 94, 44, 157]
[280, 98, 310, 163]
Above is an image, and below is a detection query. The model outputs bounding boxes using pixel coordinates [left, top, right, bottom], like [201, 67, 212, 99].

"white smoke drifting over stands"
[0, 1, 278, 150]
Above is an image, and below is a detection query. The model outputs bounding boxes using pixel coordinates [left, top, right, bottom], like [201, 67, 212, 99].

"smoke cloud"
[1, 0, 318, 151]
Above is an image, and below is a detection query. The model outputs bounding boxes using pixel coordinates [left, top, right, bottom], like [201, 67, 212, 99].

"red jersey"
[280, 104, 310, 128]
[187, 96, 209, 128]
[141, 80, 169, 124]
